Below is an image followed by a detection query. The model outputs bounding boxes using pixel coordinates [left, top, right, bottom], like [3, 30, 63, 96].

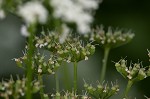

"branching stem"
[100, 47, 110, 82]
[124, 80, 133, 98]
[26, 24, 36, 99]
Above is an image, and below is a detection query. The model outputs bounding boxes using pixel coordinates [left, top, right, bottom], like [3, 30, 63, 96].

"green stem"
[124, 80, 133, 98]
[63, 63, 71, 91]
[26, 24, 36, 99]
[55, 72, 59, 92]
[74, 61, 78, 93]
[38, 75, 44, 99]
[100, 47, 110, 82]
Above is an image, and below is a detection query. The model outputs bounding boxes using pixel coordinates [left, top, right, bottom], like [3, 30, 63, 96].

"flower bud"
[130, 64, 140, 78]
[43, 94, 49, 99]
[146, 67, 150, 76]
[136, 69, 147, 81]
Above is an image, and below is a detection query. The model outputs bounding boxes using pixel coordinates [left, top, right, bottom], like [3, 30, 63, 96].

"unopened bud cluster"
[51, 91, 78, 99]
[35, 31, 95, 62]
[84, 81, 119, 99]
[0, 77, 41, 99]
[34, 53, 62, 75]
[85, 25, 135, 49]
[57, 38, 95, 62]
[35, 31, 61, 52]
[115, 59, 150, 82]
[14, 52, 62, 75]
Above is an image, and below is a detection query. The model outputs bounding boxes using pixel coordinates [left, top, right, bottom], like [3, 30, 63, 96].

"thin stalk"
[63, 63, 71, 91]
[100, 47, 110, 82]
[55, 72, 59, 92]
[73, 61, 77, 93]
[38, 75, 44, 99]
[26, 24, 36, 99]
[124, 80, 133, 98]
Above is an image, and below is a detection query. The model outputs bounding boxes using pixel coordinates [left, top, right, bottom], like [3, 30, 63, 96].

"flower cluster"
[84, 81, 119, 99]
[85, 25, 135, 49]
[57, 37, 95, 62]
[18, 1, 48, 25]
[50, 0, 101, 34]
[115, 59, 150, 82]
[51, 91, 92, 99]
[34, 53, 62, 75]
[35, 31, 61, 52]
[17, 1, 48, 37]
[35, 31, 95, 62]
[51, 91, 79, 99]
[0, 77, 41, 99]
[0, 0, 102, 42]
[14, 52, 62, 75]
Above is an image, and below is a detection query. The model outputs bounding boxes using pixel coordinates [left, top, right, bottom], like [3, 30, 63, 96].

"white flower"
[0, 9, 5, 19]
[77, 0, 100, 9]
[38, 68, 42, 73]
[0, 0, 3, 5]
[85, 56, 88, 60]
[50, 0, 101, 34]
[20, 25, 30, 37]
[18, 1, 48, 24]
[59, 24, 70, 43]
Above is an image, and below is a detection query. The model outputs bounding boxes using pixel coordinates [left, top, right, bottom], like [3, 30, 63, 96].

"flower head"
[14, 51, 62, 75]
[57, 37, 95, 62]
[51, 91, 78, 99]
[35, 31, 95, 62]
[115, 59, 150, 82]
[84, 81, 119, 99]
[18, 1, 48, 24]
[85, 25, 135, 49]
[20, 25, 30, 37]
[0, 77, 41, 99]
[50, 0, 101, 34]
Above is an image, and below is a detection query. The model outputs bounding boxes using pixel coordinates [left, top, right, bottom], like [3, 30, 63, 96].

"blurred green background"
[0, 0, 150, 98]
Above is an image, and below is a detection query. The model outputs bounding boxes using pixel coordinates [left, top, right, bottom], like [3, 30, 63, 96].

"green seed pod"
[89, 45, 95, 55]
[130, 64, 140, 78]
[115, 62, 120, 67]
[84, 83, 89, 89]
[15, 58, 23, 68]
[43, 94, 49, 99]
[97, 84, 103, 94]
[55, 92, 61, 99]
[47, 69, 53, 74]
[55, 62, 60, 68]
[120, 60, 128, 78]
[120, 59, 126, 67]
[81, 51, 87, 61]
[115, 62, 127, 79]
[137, 69, 147, 81]
[146, 68, 150, 76]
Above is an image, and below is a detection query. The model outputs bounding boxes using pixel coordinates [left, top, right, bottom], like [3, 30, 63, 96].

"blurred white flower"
[50, 0, 101, 34]
[20, 25, 30, 37]
[77, 0, 100, 9]
[0, 9, 5, 19]
[18, 1, 48, 24]
[0, 0, 3, 5]
[59, 24, 70, 43]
